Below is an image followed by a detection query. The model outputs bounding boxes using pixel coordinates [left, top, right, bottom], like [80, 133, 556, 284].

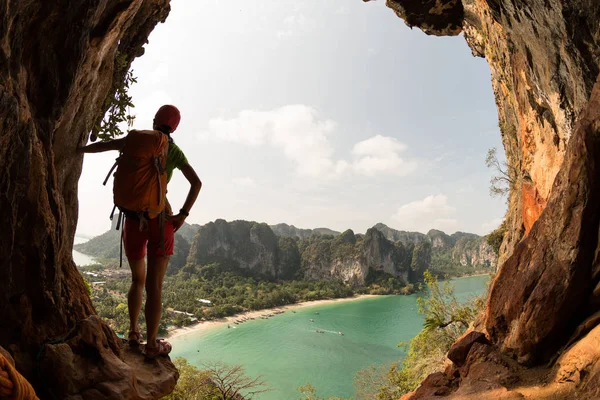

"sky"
[77, 0, 506, 238]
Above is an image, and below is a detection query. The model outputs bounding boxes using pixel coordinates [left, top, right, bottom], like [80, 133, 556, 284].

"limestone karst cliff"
[181, 220, 495, 284]
[374, 0, 600, 398]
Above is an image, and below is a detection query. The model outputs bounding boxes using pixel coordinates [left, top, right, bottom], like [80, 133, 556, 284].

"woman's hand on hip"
[169, 213, 187, 232]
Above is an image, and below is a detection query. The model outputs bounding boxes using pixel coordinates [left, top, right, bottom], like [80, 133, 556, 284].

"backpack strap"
[103, 157, 120, 186]
[109, 204, 117, 221]
[118, 211, 124, 269]
[115, 210, 123, 231]
[153, 154, 166, 206]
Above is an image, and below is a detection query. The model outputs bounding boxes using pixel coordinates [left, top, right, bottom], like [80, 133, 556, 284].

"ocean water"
[73, 236, 97, 266]
[170, 275, 489, 400]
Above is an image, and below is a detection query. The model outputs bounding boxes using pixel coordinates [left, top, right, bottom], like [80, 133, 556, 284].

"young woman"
[79, 105, 202, 358]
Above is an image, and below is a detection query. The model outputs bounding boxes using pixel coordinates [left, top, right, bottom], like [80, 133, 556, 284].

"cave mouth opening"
[8, 0, 600, 398]
[79, 0, 507, 251]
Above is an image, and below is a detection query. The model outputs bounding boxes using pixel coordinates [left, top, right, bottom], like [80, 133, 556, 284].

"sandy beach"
[167, 294, 379, 340]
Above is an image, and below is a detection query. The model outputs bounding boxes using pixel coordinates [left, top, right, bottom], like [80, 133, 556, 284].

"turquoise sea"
[170, 275, 489, 400]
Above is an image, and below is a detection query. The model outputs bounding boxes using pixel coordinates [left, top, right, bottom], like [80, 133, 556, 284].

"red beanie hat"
[154, 105, 181, 133]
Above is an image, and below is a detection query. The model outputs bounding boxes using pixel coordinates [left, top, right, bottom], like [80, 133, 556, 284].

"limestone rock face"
[0, 0, 173, 397]
[447, 331, 490, 367]
[379, 225, 497, 271]
[189, 219, 282, 278]
[300, 228, 425, 284]
[388, 0, 600, 359]
[452, 235, 496, 268]
[485, 77, 600, 364]
[41, 316, 178, 399]
[372, 223, 427, 245]
[384, 0, 599, 264]
[187, 221, 495, 285]
[382, 0, 600, 397]
[270, 223, 340, 238]
[386, 0, 464, 36]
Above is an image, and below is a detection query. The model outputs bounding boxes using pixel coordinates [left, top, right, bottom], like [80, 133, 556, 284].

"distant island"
[75, 220, 497, 335]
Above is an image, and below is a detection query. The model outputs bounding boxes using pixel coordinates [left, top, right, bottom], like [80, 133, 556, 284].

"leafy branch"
[485, 147, 516, 198]
[91, 52, 137, 142]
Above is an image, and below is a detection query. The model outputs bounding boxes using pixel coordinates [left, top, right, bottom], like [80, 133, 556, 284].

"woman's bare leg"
[128, 257, 146, 333]
[145, 255, 169, 349]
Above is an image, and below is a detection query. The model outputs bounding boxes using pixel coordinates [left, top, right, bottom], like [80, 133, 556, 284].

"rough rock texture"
[0, 0, 173, 397]
[386, 0, 600, 266]
[398, 323, 600, 399]
[380, 0, 600, 397]
[553, 324, 600, 399]
[189, 219, 283, 278]
[485, 76, 600, 364]
[386, 0, 464, 36]
[270, 223, 340, 238]
[360, 228, 413, 282]
[186, 220, 494, 284]
[378, 224, 498, 270]
[447, 331, 490, 367]
[372, 223, 427, 245]
[41, 316, 178, 399]
[460, 0, 599, 264]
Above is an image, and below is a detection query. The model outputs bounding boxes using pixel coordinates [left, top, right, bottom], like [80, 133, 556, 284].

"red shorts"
[123, 217, 174, 260]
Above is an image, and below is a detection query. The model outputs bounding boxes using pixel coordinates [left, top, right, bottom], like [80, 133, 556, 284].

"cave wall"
[0, 0, 171, 396]
[382, 0, 600, 365]
[386, 0, 600, 264]
[460, 0, 600, 265]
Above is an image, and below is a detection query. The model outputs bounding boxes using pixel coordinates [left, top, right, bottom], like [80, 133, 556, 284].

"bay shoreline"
[167, 294, 379, 340]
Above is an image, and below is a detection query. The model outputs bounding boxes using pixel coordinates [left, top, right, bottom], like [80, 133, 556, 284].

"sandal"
[128, 330, 144, 347]
[143, 339, 172, 359]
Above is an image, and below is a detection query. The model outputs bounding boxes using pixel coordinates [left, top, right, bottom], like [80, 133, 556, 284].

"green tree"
[163, 358, 219, 400]
[91, 52, 137, 141]
[486, 221, 506, 256]
[382, 271, 485, 397]
[485, 147, 515, 197]
[296, 384, 347, 400]
[353, 364, 392, 400]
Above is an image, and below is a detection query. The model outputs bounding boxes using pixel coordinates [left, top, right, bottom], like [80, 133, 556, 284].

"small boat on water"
[316, 329, 324, 333]
[310, 319, 315, 322]
[314, 312, 319, 315]
[338, 332, 344, 336]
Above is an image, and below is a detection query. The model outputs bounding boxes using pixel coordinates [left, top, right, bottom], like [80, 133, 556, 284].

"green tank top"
[166, 142, 188, 183]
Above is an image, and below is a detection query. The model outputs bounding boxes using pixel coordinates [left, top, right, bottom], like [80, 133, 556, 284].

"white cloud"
[203, 105, 345, 178]
[202, 106, 417, 180]
[352, 135, 417, 176]
[481, 218, 503, 235]
[392, 195, 458, 233]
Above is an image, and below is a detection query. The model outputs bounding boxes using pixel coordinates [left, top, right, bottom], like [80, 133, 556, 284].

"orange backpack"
[104, 130, 169, 219]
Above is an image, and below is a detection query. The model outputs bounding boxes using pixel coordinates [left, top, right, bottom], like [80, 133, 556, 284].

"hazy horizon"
[76, 218, 496, 240]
